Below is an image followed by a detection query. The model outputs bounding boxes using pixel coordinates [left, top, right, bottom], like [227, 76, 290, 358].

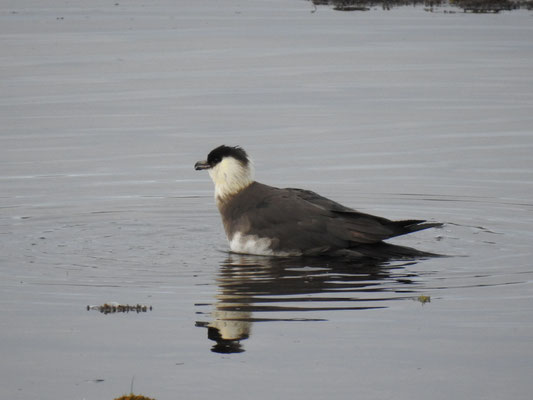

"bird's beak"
[194, 160, 211, 170]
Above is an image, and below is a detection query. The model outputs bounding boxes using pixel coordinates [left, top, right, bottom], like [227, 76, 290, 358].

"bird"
[194, 145, 441, 259]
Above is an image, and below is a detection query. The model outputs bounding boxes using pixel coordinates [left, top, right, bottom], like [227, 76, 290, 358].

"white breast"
[229, 232, 301, 257]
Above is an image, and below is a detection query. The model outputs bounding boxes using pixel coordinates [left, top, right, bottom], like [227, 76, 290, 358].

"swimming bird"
[195, 145, 441, 259]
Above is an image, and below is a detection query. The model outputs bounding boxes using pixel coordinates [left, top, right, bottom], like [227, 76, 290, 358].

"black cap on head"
[207, 145, 249, 167]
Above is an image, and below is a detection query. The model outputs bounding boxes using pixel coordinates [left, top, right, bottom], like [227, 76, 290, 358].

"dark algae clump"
[87, 303, 153, 314]
[114, 395, 156, 400]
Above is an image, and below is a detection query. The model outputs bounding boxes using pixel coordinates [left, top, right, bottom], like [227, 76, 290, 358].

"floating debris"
[86, 378, 105, 383]
[86, 303, 153, 314]
[113, 394, 156, 400]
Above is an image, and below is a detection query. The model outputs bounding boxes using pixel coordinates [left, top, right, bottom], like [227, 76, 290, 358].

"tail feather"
[398, 220, 443, 235]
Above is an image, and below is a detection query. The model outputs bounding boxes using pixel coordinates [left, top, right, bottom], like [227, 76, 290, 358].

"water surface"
[1, 1, 533, 399]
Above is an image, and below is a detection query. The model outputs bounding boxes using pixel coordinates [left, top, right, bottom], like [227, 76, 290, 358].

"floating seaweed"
[113, 376, 156, 399]
[113, 394, 156, 400]
[86, 303, 153, 314]
[310, 0, 532, 12]
[416, 295, 431, 305]
[451, 0, 516, 12]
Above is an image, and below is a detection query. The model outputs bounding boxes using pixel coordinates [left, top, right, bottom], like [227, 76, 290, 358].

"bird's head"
[195, 145, 254, 201]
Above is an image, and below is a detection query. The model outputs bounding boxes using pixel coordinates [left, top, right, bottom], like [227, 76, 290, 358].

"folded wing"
[222, 182, 440, 255]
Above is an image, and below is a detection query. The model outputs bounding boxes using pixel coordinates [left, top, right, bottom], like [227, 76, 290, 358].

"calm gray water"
[1, 1, 533, 399]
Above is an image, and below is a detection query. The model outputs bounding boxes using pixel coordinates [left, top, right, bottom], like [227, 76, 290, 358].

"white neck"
[208, 157, 254, 202]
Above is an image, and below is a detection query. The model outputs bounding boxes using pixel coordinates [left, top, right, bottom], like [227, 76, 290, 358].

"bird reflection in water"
[196, 248, 434, 353]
